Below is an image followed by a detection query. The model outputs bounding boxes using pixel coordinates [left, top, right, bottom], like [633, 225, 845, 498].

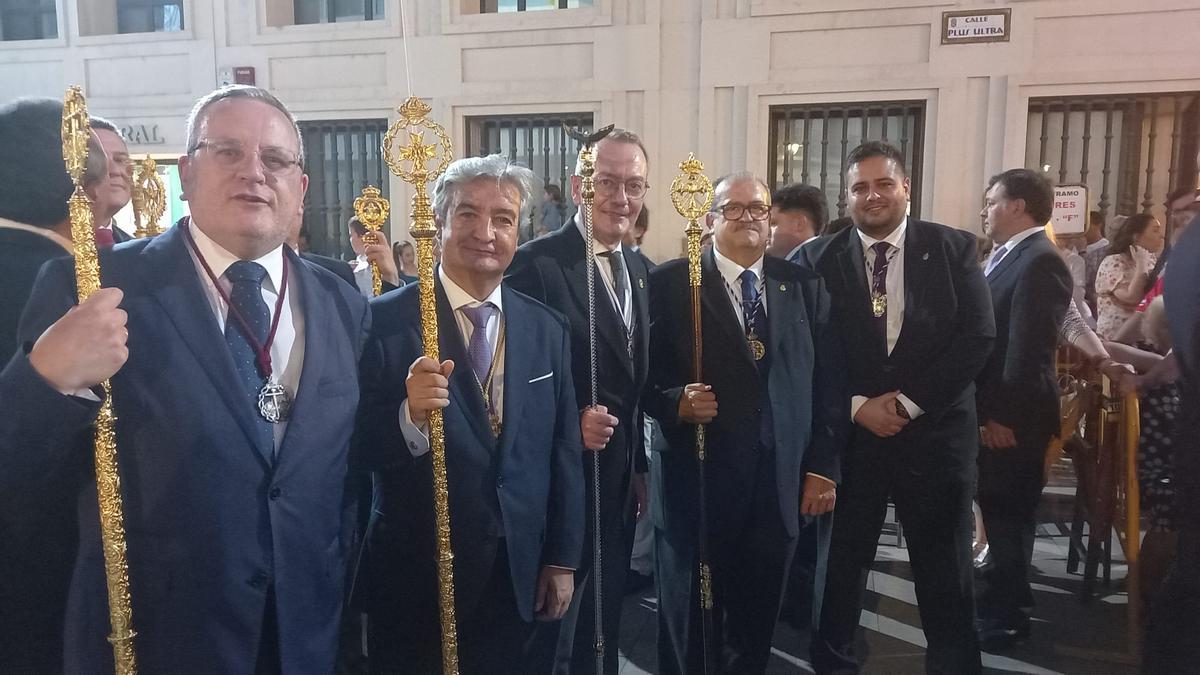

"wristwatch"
[894, 399, 911, 420]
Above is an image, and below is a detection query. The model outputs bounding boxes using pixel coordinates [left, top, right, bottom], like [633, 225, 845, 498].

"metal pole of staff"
[62, 85, 139, 674]
[669, 153, 717, 674]
[382, 96, 460, 674]
[564, 122, 615, 673]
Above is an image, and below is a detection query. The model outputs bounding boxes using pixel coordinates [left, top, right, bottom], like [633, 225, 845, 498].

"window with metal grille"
[474, 0, 593, 12]
[294, 0, 383, 24]
[0, 0, 57, 40]
[1026, 93, 1200, 226]
[769, 102, 926, 222]
[116, 0, 183, 33]
[465, 113, 592, 240]
[298, 119, 390, 259]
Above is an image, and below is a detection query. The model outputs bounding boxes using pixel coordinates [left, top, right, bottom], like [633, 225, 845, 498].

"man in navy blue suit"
[0, 85, 370, 673]
[355, 154, 584, 673]
[645, 172, 847, 673]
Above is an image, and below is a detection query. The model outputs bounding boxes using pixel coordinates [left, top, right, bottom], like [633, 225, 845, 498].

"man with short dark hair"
[1167, 185, 1199, 241]
[767, 182, 827, 262]
[84, 117, 134, 245]
[975, 168, 1072, 649]
[801, 141, 994, 674]
[507, 128, 653, 674]
[0, 85, 370, 672]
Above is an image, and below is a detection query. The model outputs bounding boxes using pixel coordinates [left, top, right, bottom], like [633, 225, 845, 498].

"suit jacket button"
[497, 476, 505, 488]
[248, 571, 269, 589]
[269, 487, 282, 500]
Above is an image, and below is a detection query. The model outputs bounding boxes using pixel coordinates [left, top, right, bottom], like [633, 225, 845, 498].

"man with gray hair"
[355, 154, 584, 672]
[0, 85, 370, 672]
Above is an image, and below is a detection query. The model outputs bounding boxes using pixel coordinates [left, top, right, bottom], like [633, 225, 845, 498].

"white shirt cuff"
[399, 400, 432, 457]
[897, 393, 924, 419]
[850, 395, 868, 421]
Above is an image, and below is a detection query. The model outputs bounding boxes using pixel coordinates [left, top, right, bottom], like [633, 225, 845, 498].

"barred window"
[769, 102, 926, 221]
[116, 0, 184, 33]
[1026, 93, 1200, 224]
[298, 119, 391, 259]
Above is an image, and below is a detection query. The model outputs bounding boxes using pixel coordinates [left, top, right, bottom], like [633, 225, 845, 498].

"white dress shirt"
[574, 215, 633, 330]
[350, 254, 373, 297]
[400, 267, 506, 457]
[784, 235, 820, 263]
[712, 243, 767, 328]
[850, 218, 923, 421]
[186, 219, 305, 449]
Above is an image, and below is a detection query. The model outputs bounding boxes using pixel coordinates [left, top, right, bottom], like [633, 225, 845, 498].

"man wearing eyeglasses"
[507, 128, 652, 674]
[0, 85, 370, 673]
[644, 171, 846, 673]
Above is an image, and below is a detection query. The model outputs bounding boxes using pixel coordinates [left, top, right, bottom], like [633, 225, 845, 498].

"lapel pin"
[638, 278, 645, 288]
[779, 283, 787, 291]
[922, 252, 930, 261]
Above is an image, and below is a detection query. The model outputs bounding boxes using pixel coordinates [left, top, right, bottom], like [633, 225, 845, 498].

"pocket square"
[528, 372, 553, 384]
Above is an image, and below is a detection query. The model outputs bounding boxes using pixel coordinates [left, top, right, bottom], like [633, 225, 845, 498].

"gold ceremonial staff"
[382, 97, 459, 674]
[131, 157, 166, 238]
[353, 185, 390, 296]
[62, 86, 139, 674]
[669, 153, 716, 675]
[564, 122, 615, 673]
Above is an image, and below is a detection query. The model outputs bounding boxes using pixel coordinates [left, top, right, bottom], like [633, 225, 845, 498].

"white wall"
[2, 0, 1198, 260]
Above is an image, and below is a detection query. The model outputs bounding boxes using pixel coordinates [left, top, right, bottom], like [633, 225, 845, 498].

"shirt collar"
[188, 218, 285, 293]
[439, 266, 504, 314]
[573, 212, 623, 255]
[712, 242, 765, 288]
[998, 225, 1045, 252]
[785, 236, 819, 261]
[1086, 237, 1109, 253]
[856, 216, 908, 251]
[0, 216, 74, 253]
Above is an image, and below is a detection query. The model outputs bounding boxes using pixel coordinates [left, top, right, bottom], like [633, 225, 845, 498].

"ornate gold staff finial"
[131, 157, 166, 238]
[669, 152, 717, 675]
[62, 84, 139, 675]
[353, 185, 391, 296]
[382, 96, 459, 675]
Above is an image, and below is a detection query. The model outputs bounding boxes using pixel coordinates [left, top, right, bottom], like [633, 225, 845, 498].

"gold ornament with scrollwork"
[131, 157, 166, 238]
[353, 185, 391, 296]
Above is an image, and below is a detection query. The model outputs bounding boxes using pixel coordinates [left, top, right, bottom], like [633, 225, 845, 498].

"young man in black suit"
[645, 172, 846, 673]
[800, 141, 994, 674]
[506, 129, 652, 674]
[975, 168, 1072, 649]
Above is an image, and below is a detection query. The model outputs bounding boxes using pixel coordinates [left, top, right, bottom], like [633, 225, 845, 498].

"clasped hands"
[853, 390, 908, 438]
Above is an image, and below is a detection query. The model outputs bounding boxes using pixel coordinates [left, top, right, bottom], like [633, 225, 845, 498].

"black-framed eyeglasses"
[190, 139, 302, 175]
[715, 202, 770, 221]
[595, 177, 649, 199]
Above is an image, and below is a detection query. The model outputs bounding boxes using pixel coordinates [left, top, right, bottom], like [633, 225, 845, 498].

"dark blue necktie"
[224, 261, 273, 446]
[738, 269, 764, 337]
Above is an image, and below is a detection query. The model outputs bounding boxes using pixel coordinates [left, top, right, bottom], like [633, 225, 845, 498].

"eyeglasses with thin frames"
[190, 140, 302, 176]
[594, 176, 649, 200]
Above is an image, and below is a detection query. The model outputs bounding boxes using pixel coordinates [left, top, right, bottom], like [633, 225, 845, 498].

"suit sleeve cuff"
[399, 400, 431, 457]
[897, 393, 924, 420]
[850, 395, 868, 421]
[805, 472, 836, 485]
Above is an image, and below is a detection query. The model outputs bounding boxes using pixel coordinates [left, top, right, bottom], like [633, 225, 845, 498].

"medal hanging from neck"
[477, 327, 506, 438]
[727, 275, 766, 361]
[183, 224, 293, 424]
[871, 292, 887, 318]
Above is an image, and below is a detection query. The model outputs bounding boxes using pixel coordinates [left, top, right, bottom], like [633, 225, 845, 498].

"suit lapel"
[275, 249, 327, 465]
[700, 250, 757, 369]
[436, 282, 496, 451]
[496, 285, 532, 455]
[987, 230, 1041, 285]
[625, 247, 650, 384]
[900, 220, 932, 331]
[764, 261, 800, 361]
[560, 225, 635, 380]
[139, 222, 273, 465]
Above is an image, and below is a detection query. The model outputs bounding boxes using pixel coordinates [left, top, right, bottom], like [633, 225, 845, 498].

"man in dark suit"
[767, 182, 826, 264]
[645, 172, 846, 673]
[975, 169, 1072, 648]
[1146, 207, 1200, 672]
[355, 154, 583, 673]
[800, 141, 994, 674]
[0, 97, 107, 674]
[84, 117, 134, 245]
[0, 85, 370, 673]
[506, 128, 651, 673]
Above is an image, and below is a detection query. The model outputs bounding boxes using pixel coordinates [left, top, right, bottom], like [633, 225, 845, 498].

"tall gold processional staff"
[669, 153, 716, 675]
[381, 96, 460, 673]
[62, 85, 139, 674]
[131, 157, 166, 238]
[353, 185, 390, 296]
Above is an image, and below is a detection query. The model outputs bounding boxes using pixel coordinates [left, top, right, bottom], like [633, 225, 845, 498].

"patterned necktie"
[870, 241, 892, 335]
[599, 250, 629, 317]
[738, 269, 763, 336]
[985, 243, 1010, 276]
[223, 261, 272, 446]
[461, 303, 497, 389]
[94, 227, 115, 248]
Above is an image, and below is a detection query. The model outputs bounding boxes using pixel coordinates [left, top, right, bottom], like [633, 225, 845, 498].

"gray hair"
[432, 154, 541, 230]
[573, 128, 648, 175]
[184, 85, 304, 166]
[711, 171, 770, 208]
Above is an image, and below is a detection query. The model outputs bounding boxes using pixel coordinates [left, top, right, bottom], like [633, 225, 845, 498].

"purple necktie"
[461, 303, 497, 388]
[94, 227, 115, 248]
[870, 241, 892, 334]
